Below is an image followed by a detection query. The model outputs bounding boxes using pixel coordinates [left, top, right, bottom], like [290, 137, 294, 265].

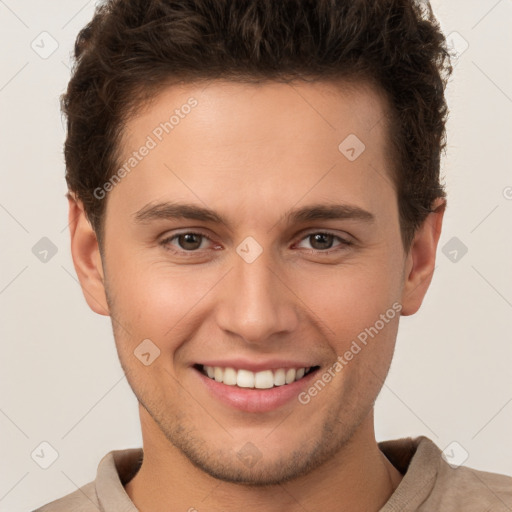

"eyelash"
[159, 230, 353, 257]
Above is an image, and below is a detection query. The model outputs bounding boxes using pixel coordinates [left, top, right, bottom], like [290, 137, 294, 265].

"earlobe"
[400, 198, 446, 316]
[67, 193, 110, 316]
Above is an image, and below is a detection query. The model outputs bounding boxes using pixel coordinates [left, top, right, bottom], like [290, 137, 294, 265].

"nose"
[215, 247, 299, 346]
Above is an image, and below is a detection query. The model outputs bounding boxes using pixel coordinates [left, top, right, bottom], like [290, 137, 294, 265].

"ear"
[400, 197, 446, 316]
[67, 193, 110, 316]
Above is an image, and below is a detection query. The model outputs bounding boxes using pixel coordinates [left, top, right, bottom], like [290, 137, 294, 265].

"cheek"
[107, 254, 216, 342]
[293, 257, 399, 321]
[299, 264, 401, 404]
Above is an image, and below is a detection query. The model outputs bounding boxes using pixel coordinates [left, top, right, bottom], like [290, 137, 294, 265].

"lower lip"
[194, 367, 320, 413]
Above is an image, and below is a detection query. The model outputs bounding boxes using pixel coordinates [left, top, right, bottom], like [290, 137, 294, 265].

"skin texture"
[68, 80, 445, 512]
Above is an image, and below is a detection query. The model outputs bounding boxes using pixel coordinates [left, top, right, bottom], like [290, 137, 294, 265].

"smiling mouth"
[194, 364, 320, 389]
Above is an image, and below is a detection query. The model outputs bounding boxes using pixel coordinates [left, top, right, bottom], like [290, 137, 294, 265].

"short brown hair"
[61, 0, 452, 252]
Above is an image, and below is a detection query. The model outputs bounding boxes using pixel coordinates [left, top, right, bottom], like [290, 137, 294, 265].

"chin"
[177, 442, 326, 486]
[156, 411, 354, 486]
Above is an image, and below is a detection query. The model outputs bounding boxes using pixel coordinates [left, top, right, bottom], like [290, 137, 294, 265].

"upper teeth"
[203, 366, 311, 389]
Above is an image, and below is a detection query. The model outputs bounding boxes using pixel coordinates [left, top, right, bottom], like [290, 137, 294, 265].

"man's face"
[91, 80, 415, 483]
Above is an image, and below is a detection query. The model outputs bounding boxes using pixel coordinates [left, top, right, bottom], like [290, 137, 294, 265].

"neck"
[125, 407, 403, 512]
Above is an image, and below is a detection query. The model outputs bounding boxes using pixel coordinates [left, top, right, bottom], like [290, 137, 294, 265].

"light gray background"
[1, 1, 511, 511]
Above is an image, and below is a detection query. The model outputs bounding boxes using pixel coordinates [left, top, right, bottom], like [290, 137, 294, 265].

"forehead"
[109, 79, 396, 227]
[122, 78, 391, 153]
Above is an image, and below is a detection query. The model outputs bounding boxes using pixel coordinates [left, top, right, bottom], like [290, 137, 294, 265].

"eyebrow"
[133, 201, 375, 229]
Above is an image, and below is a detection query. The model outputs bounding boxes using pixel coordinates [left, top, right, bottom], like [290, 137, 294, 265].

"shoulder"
[430, 461, 512, 510]
[380, 435, 512, 512]
[31, 448, 142, 512]
[31, 481, 100, 512]
[414, 436, 512, 510]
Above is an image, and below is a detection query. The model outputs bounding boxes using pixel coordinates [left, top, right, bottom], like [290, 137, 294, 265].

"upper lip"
[194, 358, 320, 372]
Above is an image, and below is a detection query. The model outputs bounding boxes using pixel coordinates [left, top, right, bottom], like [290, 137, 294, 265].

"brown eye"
[160, 232, 212, 253]
[296, 231, 352, 253]
[176, 233, 203, 250]
[308, 233, 335, 250]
